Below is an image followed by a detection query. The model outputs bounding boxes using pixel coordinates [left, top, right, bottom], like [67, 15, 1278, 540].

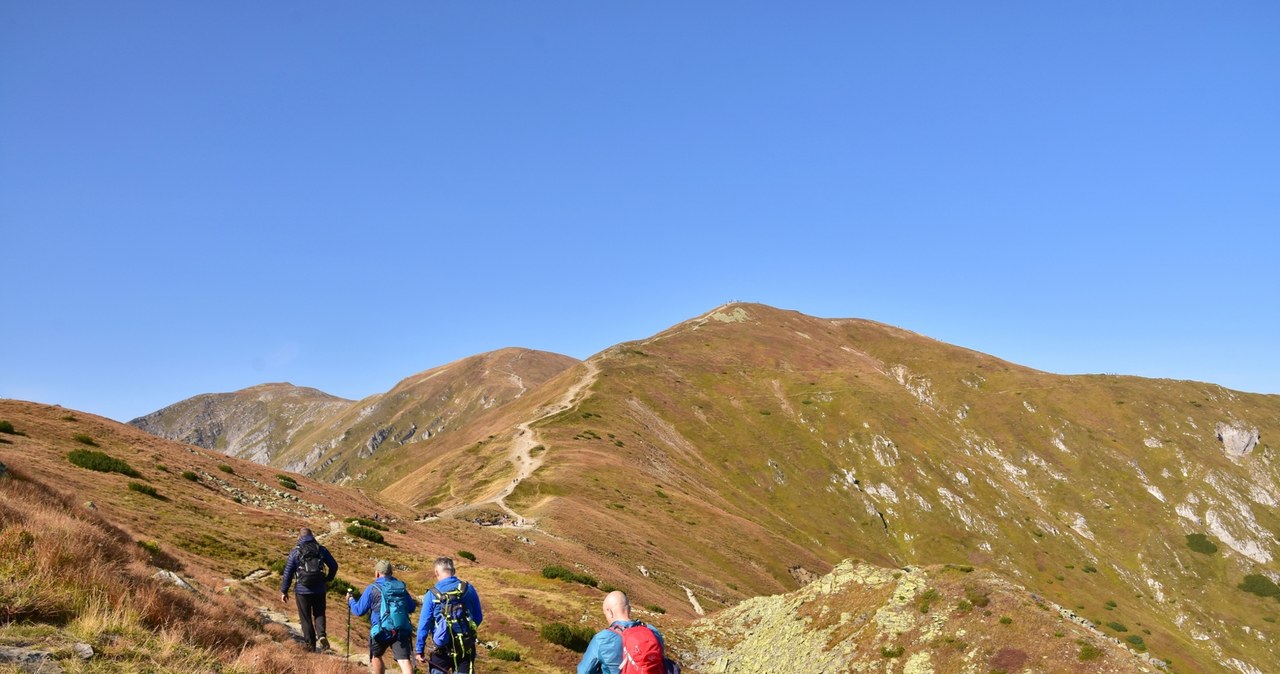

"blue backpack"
[371, 579, 414, 644]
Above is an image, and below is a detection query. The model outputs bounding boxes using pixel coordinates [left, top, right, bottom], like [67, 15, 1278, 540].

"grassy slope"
[381, 303, 1279, 674]
[0, 400, 681, 673]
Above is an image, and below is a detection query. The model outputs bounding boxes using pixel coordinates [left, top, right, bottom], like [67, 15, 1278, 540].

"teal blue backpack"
[371, 578, 414, 644]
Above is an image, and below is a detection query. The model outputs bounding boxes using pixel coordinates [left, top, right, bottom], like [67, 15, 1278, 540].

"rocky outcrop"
[1216, 422, 1259, 459]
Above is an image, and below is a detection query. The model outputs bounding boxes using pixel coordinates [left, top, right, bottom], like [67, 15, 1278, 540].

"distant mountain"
[130, 348, 579, 481]
[129, 382, 352, 464]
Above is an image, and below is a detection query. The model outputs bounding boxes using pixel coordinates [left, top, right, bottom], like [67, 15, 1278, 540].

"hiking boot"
[317, 637, 330, 652]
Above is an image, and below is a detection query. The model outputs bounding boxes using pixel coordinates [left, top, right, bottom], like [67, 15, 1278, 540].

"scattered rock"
[84, 501, 96, 510]
[0, 645, 64, 673]
[242, 569, 272, 582]
[638, 565, 650, 578]
[72, 643, 94, 660]
[154, 570, 197, 593]
[1216, 422, 1259, 459]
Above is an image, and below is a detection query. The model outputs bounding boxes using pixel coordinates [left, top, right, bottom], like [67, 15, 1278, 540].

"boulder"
[1216, 422, 1259, 459]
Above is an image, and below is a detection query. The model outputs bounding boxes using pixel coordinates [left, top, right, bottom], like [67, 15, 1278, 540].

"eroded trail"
[447, 360, 599, 526]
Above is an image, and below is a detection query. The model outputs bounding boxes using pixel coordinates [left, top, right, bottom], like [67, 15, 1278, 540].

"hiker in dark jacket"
[280, 527, 339, 652]
[350, 560, 418, 674]
[415, 556, 484, 674]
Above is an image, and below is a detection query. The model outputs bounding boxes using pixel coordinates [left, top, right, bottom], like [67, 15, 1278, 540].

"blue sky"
[2, 2, 1277, 422]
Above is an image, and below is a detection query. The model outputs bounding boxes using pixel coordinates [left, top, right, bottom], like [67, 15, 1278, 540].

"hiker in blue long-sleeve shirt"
[415, 556, 484, 674]
[349, 560, 417, 674]
[578, 591, 666, 674]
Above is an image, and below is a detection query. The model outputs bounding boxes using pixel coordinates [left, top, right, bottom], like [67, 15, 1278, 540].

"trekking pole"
[345, 589, 352, 667]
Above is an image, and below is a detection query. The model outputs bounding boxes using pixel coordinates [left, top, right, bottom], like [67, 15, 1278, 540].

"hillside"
[371, 303, 1279, 674]
[130, 348, 579, 483]
[1, 397, 1169, 673]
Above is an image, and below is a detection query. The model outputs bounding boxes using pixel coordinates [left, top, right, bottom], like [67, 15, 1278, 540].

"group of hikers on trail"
[281, 528, 677, 673]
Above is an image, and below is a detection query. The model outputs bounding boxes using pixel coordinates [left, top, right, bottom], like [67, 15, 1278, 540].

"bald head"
[602, 591, 631, 623]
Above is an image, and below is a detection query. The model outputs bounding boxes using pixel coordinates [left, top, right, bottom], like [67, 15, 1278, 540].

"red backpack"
[609, 622, 664, 674]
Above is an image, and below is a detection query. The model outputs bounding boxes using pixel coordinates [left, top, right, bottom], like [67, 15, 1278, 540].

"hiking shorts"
[370, 630, 412, 662]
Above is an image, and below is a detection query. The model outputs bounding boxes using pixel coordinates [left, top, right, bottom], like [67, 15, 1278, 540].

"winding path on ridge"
[443, 360, 599, 527]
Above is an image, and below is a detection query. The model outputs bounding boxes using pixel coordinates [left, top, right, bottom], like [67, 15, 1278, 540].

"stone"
[1216, 422, 1259, 459]
[72, 643, 93, 660]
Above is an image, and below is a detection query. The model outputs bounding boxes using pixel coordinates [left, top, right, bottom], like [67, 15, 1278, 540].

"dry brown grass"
[230, 643, 357, 674]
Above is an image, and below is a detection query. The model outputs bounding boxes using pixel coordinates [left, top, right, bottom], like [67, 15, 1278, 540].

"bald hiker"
[350, 560, 418, 674]
[578, 590, 674, 674]
[279, 527, 339, 652]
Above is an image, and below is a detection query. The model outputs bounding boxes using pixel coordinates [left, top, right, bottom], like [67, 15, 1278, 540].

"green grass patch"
[1125, 635, 1146, 650]
[67, 449, 140, 477]
[1186, 533, 1218, 555]
[72, 433, 98, 446]
[1105, 621, 1128, 632]
[540, 623, 594, 652]
[457, 550, 477, 563]
[999, 616, 1013, 625]
[917, 588, 940, 613]
[268, 559, 287, 574]
[1077, 641, 1103, 661]
[542, 565, 598, 587]
[217, 464, 234, 474]
[965, 587, 990, 608]
[347, 524, 385, 544]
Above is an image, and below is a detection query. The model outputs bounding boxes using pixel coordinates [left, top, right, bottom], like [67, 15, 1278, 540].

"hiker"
[578, 591, 668, 674]
[415, 556, 484, 674]
[349, 560, 418, 674]
[279, 527, 339, 652]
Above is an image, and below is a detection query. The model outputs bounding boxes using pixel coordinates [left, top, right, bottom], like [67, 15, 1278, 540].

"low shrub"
[1082, 565, 1098, 574]
[542, 565, 597, 587]
[999, 616, 1013, 625]
[138, 540, 161, 555]
[1125, 635, 1146, 650]
[1186, 533, 1218, 554]
[918, 588, 940, 613]
[276, 476, 298, 490]
[67, 449, 140, 477]
[329, 578, 357, 597]
[491, 649, 521, 662]
[964, 587, 990, 608]
[645, 605, 666, 614]
[268, 559, 286, 574]
[880, 646, 904, 658]
[155, 464, 169, 473]
[540, 623, 594, 652]
[1239, 574, 1280, 599]
[1077, 641, 1102, 661]
[72, 433, 98, 446]
[127, 482, 160, 498]
[1105, 621, 1127, 632]
[347, 524, 385, 544]
[182, 471, 199, 481]
[0, 420, 20, 435]
[344, 517, 387, 531]
[217, 464, 234, 474]
[457, 550, 476, 563]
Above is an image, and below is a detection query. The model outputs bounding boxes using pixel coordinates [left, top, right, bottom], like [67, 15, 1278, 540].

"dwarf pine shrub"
[540, 623, 594, 652]
[1186, 534, 1218, 555]
[217, 464, 234, 474]
[127, 482, 160, 498]
[72, 433, 97, 446]
[1239, 574, 1280, 599]
[182, 471, 199, 481]
[457, 550, 476, 562]
[68, 449, 140, 477]
[344, 517, 387, 531]
[542, 565, 597, 587]
[346, 524, 385, 544]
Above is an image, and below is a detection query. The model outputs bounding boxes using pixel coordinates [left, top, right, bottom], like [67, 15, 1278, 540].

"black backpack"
[296, 540, 325, 585]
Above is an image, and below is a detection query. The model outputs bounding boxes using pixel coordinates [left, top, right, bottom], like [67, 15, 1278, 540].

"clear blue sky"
[2, 2, 1277, 422]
